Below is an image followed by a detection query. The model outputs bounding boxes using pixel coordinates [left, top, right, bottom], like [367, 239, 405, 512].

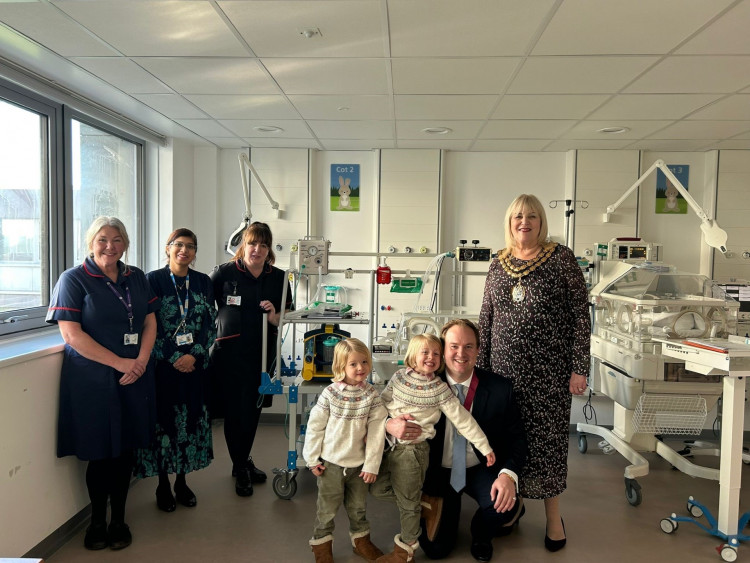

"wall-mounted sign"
[656, 164, 689, 214]
[331, 164, 360, 212]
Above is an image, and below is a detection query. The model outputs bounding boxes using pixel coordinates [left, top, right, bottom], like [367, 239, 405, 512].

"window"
[0, 80, 144, 336]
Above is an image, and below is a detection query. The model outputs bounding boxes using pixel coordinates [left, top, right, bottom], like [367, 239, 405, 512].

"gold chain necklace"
[499, 242, 557, 302]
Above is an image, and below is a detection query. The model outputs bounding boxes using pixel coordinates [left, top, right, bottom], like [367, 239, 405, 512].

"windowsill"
[0, 326, 64, 369]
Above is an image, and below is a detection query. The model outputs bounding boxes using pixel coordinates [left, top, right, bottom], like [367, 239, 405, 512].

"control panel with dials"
[298, 237, 331, 274]
[456, 240, 492, 262]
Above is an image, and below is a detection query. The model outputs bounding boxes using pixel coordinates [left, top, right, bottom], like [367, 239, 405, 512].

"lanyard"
[106, 281, 134, 332]
[169, 271, 190, 322]
[457, 372, 479, 410]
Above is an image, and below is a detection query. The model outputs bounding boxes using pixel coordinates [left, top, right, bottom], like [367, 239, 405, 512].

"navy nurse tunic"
[47, 257, 160, 461]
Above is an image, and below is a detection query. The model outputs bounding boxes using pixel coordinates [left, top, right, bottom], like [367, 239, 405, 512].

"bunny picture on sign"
[331, 164, 360, 211]
[655, 164, 689, 214]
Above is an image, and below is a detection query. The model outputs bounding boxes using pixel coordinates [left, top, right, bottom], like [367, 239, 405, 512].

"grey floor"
[47, 422, 750, 563]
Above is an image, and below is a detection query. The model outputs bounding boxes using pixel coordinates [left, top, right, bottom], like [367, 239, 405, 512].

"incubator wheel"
[660, 518, 677, 534]
[625, 478, 642, 506]
[578, 433, 588, 454]
[720, 545, 738, 562]
[272, 473, 298, 500]
[687, 502, 704, 518]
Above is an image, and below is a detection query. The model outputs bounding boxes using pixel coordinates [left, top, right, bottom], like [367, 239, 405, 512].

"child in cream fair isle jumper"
[371, 334, 496, 563]
[304, 338, 388, 563]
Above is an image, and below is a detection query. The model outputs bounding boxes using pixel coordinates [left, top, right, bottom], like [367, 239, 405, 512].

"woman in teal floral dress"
[134, 228, 217, 512]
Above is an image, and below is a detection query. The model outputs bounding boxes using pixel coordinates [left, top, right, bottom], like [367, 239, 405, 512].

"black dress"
[134, 266, 217, 477]
[477, 244, 590, 499]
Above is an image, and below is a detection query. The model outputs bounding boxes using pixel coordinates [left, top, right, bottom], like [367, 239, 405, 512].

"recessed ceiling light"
[597, 126, 630, 134]
[337, 106, 350, 112]
[422, 127, 452, 135]
[253, 125, 284, 133]
[299, 27, 322, 38]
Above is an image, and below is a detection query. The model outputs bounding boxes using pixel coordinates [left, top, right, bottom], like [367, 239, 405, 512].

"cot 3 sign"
[330, 164, 360, 212]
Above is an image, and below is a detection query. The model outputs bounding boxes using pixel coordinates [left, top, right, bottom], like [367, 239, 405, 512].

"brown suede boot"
[310, 535, 334, 563]
[374, 535, 418, 563]
[420, 493, 443, 542]
[351, 531, 384, 562]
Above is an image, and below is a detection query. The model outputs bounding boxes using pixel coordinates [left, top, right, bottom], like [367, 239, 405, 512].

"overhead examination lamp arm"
[225, 154, 283, 255]
[603, 159, 728, 254]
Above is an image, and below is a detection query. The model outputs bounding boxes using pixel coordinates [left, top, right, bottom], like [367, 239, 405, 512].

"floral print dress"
[478, 244, 590, 499]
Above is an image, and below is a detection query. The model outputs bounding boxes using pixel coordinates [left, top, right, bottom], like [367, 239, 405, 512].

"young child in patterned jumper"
[304, 338, 388, 563]
[371, 334, 496, 563]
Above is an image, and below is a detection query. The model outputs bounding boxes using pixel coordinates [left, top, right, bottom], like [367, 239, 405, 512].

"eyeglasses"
[170, 241, 197, 251]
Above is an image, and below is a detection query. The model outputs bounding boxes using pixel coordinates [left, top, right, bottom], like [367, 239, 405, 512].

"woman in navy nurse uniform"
[47, 216, 159, 551]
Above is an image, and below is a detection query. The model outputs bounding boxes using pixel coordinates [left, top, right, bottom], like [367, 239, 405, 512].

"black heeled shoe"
[156, 484, 176, 512]
[174, 483, 197, 507]
[544, 518, 566, 552]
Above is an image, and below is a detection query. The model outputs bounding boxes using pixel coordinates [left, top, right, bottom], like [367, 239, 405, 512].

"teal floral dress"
[134, 266, 217, 477]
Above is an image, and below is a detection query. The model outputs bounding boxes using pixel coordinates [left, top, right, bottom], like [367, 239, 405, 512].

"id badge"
[124, 333, 139, 345]
[176, 332, 194, 346]
[227, 295, 242, 306]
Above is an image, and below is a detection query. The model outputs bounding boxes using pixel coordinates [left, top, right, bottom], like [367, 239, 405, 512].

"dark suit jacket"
[422, 367, 527, 496]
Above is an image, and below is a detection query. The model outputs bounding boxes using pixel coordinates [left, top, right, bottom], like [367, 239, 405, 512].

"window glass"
[0, 98, 46, 313]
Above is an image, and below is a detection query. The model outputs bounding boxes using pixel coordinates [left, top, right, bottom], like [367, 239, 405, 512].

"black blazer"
[423, 367, 527, 496]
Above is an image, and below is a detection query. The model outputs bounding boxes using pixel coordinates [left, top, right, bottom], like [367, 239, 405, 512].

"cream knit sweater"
[303, 381, 388, 475]
[381, 368, 493, 456]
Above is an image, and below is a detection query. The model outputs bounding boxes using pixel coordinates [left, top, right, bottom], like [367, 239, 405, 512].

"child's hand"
[360, 471, 376, 484]
[311, 464, 326, 477]
[485, 451, 496, 467]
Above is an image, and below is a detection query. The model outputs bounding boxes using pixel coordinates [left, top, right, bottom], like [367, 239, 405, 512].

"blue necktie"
[450, 384, 467, 492]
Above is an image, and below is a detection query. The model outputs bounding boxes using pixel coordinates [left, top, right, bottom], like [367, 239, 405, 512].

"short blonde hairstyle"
[502, 194, 548, 255]
[404, 334, 444, 373]
[331, 338, 372, 382]
[85, 216, 130, 255]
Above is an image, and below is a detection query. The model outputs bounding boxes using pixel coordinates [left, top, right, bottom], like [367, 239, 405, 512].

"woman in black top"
[210, 222, 292, 496]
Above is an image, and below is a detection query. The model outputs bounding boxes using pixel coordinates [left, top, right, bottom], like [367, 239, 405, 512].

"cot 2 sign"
[330, 164, 360, 212]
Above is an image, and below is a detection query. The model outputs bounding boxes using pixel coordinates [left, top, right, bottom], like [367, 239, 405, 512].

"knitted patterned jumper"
[302, 381, 388, 475]
[381, 368, 493, 455]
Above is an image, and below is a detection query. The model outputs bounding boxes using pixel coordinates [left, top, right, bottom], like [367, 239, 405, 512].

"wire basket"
[632, 394, 707, 435]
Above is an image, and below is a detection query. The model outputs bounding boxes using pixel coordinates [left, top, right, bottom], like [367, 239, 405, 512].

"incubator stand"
[577, 261, 740, 507]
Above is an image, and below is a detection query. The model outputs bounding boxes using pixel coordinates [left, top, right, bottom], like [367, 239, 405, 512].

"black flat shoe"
[83, 522, 108, 550]
[174, 483, 197, 507]
[544, 518, 566, 552]
[235, 467, 253, 497]
[107, 522, 132, 550]
[247, 457, 267, 483]
[156, 484, 176, 512]
[470, 540, 493, 562]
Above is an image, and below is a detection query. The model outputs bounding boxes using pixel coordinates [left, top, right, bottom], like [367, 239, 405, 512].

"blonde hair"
[404, 334, 444, 373]
[85, 216, 130, 256]
[501, 194, 548, 258]
[331, 338, 372, 382]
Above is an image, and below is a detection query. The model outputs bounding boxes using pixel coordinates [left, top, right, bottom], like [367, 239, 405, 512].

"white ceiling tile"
[480, 120, 577, 139]
[389, 0, 558, 56]
[392, 58, 521, 94]
[687, 95, 750, 120]
[0, 3, 117, 56]
[588, 94, 722, 120]
[533, 0, 732, 55]
[70, 57, 172, 94]
[492, 95, 609, 119]
[184, 95, 299, 119]
[395, 95, 498, 120]
[174, 119, 236, 137]
[321, 140, 391, 150]
[54, 1, 246, 56]
[398, 140, 471, 150]
[219, 120, 313, 138]
[133, 94, 207, 119]
[287, 95, 393, 120]
[262, 58, 390, 95]
[396, 121, 483, 140]
[508, 56, 659, 94]
[647, 121, 750, 139]
[205, 137, 249, 149]
[678, 0, 750, 55]
[626, 139, 720, 151]
[715, 140, 750, 149]
[247, 138, 323, 149]
[473, 139, 554, 151]
[220, 0, 386, 58]
[308, 120, 394, 140]
[626, 56, 750, 93]
[562, 120, 673, 139]
[133, 58, 279, 95]
[544, 139, 633, 151]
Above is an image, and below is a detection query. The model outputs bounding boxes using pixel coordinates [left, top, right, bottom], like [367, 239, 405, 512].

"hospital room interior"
[3, 1, 750, 562]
